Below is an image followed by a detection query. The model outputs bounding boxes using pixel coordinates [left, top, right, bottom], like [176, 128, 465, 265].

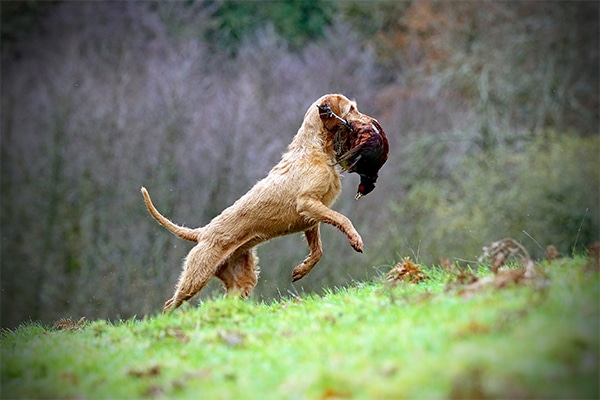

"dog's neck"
[286, 108, 336, 161]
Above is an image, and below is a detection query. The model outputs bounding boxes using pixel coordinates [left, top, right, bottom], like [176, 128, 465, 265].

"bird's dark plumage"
[317, 103, 389, 199]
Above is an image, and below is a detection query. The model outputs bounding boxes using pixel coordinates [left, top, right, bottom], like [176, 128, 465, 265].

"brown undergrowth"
[445, 238, 549, 296]
[51, 317, 88, 332]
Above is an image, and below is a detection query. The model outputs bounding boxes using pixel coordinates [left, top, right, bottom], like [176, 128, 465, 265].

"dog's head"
[315, 94, 359, 131]
[316, 94, 389, 200]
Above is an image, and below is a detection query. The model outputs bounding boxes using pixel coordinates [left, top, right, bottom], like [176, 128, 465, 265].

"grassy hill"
[1, 256, 598, 399]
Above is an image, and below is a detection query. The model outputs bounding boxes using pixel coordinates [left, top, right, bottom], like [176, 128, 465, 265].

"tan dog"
[142, 94, 381, 312]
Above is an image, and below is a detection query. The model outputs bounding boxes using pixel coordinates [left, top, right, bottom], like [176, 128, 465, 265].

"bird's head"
[356, 174, 378, 200]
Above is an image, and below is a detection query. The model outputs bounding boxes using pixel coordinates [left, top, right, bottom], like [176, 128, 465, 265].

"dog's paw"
[291, 265, 309, 282]
[163, 297, 177, 314]
[349, 233, 364, 253]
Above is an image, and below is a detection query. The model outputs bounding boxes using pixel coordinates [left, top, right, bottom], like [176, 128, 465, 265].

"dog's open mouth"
[318, 103, 389, 199]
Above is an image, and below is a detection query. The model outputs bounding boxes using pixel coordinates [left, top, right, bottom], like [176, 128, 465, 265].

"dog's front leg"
[292, 225, 323, 282]
[296, 197, 363, 253]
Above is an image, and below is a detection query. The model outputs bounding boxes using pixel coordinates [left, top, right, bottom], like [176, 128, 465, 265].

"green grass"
[2, 257, 598, 399]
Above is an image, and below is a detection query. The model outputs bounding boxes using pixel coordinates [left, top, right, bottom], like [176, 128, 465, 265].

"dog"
[142, 94, 386, 312]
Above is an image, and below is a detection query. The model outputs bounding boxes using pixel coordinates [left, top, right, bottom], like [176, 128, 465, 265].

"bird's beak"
[355, 192, 363, 200]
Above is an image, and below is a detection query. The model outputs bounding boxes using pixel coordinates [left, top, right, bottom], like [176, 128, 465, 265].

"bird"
[317, 103, 389, 199]
[338, 119, 389, 199]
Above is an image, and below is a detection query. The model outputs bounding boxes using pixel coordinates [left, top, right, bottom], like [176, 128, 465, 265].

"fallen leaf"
[440, 257, 459, 273]
[545, 245, 560, 262]
[586, 241, 600, 271]
[445, 271, 478, 292]
[450, 239, 549, 295]
[455, 320, 491, 338]
[480, 238, 530, 273]
[386, 257, 427, 284]
[128, 365, 161, 378]
[321, 388, 350, 399]
[52, 317, 87, 332]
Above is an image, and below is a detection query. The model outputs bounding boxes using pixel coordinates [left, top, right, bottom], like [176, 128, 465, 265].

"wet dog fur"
[142, 94, 377, 312]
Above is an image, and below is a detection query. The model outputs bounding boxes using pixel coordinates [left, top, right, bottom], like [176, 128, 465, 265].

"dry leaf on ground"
[587, 241, 600, 271]
[480, 238, 530, 273]
[448, 238, 548, 295]
[52, 317, 87, 332]
[386, 257, 427, 284]
[440, 257, 459, 273]
[545, 245, 560, 262]
[128, 365, 161, 378]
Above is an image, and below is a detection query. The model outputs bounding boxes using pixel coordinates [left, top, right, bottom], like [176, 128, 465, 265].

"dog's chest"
[321, 173, 342, 207]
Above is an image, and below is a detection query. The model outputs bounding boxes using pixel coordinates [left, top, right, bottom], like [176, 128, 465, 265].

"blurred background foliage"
[205, 0, 335, 51]
[1, 0, 598, 327]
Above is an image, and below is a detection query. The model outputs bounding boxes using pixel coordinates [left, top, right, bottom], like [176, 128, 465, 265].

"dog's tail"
[141, 187, 199, 242]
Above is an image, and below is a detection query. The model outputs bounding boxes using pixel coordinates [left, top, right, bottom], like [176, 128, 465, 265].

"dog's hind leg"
[163, 242, 234, 312]
[292, 225, 323, 282]
[216, 248, 259, 298]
